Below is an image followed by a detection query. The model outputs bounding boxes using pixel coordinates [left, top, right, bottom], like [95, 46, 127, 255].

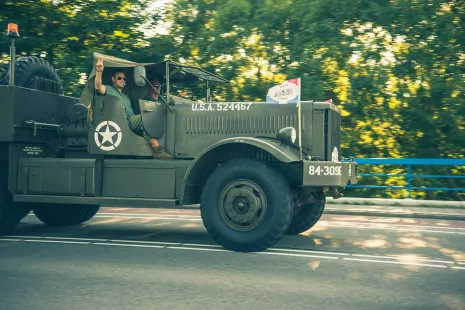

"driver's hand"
[95, 56, 104, 72]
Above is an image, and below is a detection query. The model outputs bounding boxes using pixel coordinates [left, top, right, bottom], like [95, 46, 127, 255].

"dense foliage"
[1, 0, 463, 199]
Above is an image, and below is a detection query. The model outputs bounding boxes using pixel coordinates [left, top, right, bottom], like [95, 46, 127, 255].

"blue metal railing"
[344, 158, 465, 198]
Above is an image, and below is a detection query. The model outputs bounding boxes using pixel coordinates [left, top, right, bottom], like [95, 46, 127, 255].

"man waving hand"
[93, 56, 172, 159]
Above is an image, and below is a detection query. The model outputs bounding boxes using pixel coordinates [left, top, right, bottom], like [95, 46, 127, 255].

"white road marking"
[93, 215, 202, 221]
[0, 238, 22, 242]
[258, 252, 339, 260]
[351, 254, 454, 264]
[8, 235, 44, 239]
[108, 239, 181, 246]
[43, 236, 109, 242]
[4, 235, 464, 271]
[7, 235, 110, 242]
[167, 246, 229, 252]
[182, 243, 223, 248]
[269, 248, 350, 256]
[24, 239, 90, 245]
[342, 258, 448, 268]
[92, 242, 165, 249]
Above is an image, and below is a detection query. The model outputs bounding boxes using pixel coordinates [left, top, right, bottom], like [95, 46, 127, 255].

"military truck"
[0, 24, 357, 252]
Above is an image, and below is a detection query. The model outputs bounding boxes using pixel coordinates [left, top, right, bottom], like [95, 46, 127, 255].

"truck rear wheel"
[33, 204, 100, 227]
[200, 158, 293, 252]
[2, 56, 64, 94]
[0, 179, 31, 235]
[286, 191, 325, 235]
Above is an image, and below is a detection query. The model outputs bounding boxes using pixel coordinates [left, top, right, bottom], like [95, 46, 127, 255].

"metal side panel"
[173, 102, 308, 158]
[101, 159, 192, 199]
[89, 96, 153, 157]
[0, 86, 78, 142]
[17, 158, 102, 197]
[0, 87, 14, 141]
[139, 99, 166, 139]
[312, 109, 325, 159]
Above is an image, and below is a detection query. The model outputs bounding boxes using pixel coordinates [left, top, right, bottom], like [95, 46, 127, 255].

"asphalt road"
[1, 207, 464, 310]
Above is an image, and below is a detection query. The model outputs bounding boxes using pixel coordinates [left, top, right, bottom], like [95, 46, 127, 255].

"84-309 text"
[308, 165, 342, 176]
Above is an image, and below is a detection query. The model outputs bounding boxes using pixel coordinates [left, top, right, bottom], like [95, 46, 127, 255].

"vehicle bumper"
[302, 161, 357, 187]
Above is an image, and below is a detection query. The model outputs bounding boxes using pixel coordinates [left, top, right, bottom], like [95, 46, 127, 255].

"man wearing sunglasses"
[94, 56, 172, 159]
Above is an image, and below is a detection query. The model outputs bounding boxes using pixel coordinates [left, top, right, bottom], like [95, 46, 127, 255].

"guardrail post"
[407, 164, 412, 199]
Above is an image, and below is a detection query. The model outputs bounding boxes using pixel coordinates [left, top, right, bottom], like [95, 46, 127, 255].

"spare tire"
[2, 56, 64, 94]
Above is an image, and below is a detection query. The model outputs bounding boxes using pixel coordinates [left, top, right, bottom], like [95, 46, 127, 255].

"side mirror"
[134, 66, 146, 87]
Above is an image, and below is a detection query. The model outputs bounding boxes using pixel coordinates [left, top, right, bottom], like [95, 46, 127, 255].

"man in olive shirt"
[142, 78, 169, 156]
[144, 78, 163, 102]
[93, 56, 172, 159]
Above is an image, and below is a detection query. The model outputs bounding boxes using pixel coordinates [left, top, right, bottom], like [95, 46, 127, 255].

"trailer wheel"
[200, 158, 293, 252]
[0, 180, 31, 235]
[33, 204, 100, 227]
[2, 56, 64, 94]
[286, 191, 326, 235]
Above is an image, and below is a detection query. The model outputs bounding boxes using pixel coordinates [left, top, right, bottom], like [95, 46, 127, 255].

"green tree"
[1, 0, 463, 199]
[162, 0, 464, 199]
[0, 0, 160, 96]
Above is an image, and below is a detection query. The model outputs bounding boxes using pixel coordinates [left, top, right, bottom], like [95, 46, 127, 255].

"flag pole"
[297, 78, 302, 160]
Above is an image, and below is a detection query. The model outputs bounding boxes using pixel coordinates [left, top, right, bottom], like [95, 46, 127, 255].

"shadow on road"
[15, 211, 465, 265]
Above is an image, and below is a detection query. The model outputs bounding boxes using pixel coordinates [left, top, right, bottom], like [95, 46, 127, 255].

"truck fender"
[180, 137, 300, 205]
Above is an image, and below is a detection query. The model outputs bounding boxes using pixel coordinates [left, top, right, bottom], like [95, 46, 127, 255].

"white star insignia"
[94, 121, 123, 151]
[98, 125, 118, 144]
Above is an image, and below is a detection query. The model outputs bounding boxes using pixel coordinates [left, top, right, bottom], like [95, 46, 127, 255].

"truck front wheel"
[33, 204, 100, 227]
[200, 158, 293, 252]
[286, 190, 326, 235]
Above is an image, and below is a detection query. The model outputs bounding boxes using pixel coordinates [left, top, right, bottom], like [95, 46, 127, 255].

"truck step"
[13, 195, 189, 209]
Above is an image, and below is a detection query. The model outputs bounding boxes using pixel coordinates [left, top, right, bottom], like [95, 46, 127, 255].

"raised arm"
[94, 56, 106, 95]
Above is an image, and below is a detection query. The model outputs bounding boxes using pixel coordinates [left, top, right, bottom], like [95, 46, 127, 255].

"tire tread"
[200, 158, 293, 252]
[286, 191, 325, 235]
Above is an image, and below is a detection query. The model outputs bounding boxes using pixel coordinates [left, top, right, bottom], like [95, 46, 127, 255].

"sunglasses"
[116, 76, 127, 81]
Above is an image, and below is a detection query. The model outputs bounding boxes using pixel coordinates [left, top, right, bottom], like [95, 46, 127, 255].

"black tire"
[33, 204, 100, 227]
[286, 190, 326, 235]
[0, 179, 31, 235]
[200, 158, 293, 252]
[2, 56, 63, 94]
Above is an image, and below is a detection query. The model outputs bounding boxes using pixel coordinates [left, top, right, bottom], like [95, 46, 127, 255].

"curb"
[324, 208, 465, 221]
[326, 197, 465, 209]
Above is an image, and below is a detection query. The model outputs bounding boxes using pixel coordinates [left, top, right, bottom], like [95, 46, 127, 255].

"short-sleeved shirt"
[101, 84, 135, 118]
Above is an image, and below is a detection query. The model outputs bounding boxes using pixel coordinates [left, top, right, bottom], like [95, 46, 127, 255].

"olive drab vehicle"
[0, 24, 357, 252]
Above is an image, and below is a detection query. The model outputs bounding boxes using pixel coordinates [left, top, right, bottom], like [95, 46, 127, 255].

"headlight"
[276, 127, 297, 145]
